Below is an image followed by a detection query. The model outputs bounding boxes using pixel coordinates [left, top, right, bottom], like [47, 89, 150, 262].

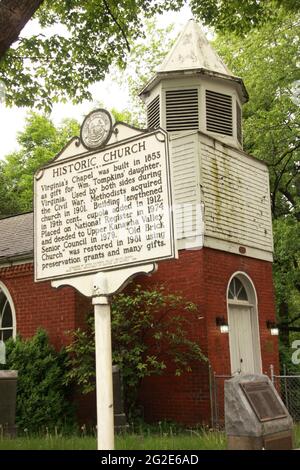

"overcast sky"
[0, 5, 192, 160]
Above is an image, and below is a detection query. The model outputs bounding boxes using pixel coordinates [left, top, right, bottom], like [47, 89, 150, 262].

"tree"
[112, 18, 176, 127]
[1, 1, 300, 110]
[273, 217, 300, 351]
[0, 162, 20, 217]
[2, 329, 74, 432]
[0, 0, 182, 110]
[65, 285, 206, 419]
[0, 106, 140, 218]
[0, 0, 44, 58]
[0, 112, 79, 216]
[214, 10, 300, 367]
[189, 0, 300, 35]
[216, 11, 300, 218]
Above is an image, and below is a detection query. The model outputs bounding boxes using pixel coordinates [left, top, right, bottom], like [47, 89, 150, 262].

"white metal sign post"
[52, 263, 157, 450]
[94, 297, 114, 449]
[34, 111, 176, 450]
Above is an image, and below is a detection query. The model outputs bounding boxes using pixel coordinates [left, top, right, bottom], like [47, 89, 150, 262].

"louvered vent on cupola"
[206, 90, 233, 136]
[166, 89, 199, 132]
[147, 95, 160, 129]
[236, 102, 242, 144]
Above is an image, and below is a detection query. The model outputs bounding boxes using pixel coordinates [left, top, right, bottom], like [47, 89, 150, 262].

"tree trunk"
[0, 0, 44, 58]
[279, 301, 290, 347]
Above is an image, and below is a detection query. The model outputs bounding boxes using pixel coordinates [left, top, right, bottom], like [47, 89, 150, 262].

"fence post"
[208, 364, 214, 429]
[283, 363, 289, 411]
[270, 364, 274, 384]
[213, 371, 219, 428]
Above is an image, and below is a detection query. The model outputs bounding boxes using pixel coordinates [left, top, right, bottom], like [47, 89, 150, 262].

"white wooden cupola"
[138, 20, 273, 262]
[140, 20, 248, 150]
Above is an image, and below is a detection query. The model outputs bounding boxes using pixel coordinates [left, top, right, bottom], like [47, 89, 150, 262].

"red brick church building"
[0, 21, 279, 426]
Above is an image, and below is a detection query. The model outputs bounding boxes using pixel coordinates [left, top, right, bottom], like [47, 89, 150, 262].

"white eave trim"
[204, 236, 273, 262]
[139, 69, 248, 103]
[0, 253, 33, 268]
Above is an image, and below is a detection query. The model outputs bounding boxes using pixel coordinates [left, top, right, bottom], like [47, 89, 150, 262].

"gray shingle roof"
[0, 212, 33, 262]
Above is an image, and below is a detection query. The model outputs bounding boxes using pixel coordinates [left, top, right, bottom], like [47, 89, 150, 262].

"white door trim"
[227, 272, 262, 374]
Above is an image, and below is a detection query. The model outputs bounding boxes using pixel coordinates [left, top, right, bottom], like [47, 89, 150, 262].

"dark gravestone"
[0, 370, 18, 437]
[112, 365, 127, 432]
[225, 374, 294, 450]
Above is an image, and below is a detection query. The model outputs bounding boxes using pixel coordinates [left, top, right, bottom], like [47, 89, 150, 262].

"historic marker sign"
[240, 381, 287, 422]
[34, 129, 176, 281]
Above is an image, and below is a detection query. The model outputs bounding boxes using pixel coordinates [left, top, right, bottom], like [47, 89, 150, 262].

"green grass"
[0, 429, 225, 450]
[116, 430, 226, 450]
[294, 424, 300, 447]
[0, 436, 96, 450]
[0, 425, 298, 450]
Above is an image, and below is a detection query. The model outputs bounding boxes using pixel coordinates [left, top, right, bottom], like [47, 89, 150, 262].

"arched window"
[0, 283, 16, 341]
[228, 277, 248, 302]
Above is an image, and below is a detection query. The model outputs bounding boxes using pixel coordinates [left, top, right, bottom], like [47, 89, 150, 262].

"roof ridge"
[0, 211, 33, 221]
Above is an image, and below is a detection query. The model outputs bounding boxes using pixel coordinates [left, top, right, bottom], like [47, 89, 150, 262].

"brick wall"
[0, 263, 77, 349]
[203, 248, 279, 377]
[0, 246, 279, 426]
[136, 248, 210, 425]
[137, 247, 279, 425]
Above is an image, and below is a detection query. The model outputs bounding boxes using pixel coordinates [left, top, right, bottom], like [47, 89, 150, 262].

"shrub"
[1, 329, 75, 432]
[66, 285, 207, 419]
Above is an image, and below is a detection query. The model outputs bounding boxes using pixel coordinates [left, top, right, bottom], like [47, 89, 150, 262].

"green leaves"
[3, 329, 74, 432]
[190, 0, 297, 35]
[0, 0, 181, 110]
[65, 324, 96, 394]
[1, 1, 300, 109]
[214, 10, 300, 221]
[273, 217, 300, 317]
[0, 112, 80, 216]
[214, 9, 300, 360]
[111, 18, 176, 127]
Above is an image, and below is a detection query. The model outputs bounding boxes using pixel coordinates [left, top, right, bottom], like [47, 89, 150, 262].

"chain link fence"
[271, 365, 300, 422]
[209, 367, 232, 429]
[210, 365, 300, 428]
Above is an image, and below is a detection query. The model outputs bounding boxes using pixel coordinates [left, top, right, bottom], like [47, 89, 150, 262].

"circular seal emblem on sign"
[80, 109, 113, 150]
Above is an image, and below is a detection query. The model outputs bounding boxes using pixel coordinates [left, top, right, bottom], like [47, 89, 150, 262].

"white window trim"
[0, 281, 16, 340]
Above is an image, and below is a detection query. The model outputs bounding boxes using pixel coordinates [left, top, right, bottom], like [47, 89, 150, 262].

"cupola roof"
[139, 19, 248, 103]
[158, 19, 230, 75]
